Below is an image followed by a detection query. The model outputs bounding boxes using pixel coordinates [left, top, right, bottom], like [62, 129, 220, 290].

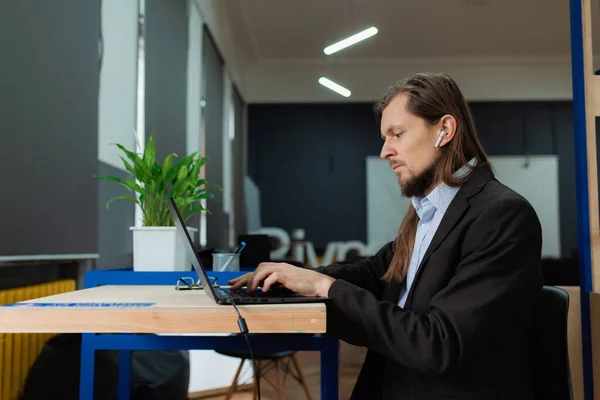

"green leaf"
[119, 156, 136, 176]
[143, 133, 156, 169]
[176, 165, 188, 182]
[114, 143, 140, 165]
[106, 195, 138, 209]
[94, 175, 123, 183]
[188, 192, 214, 201]
[126, 177, 145, 196]
[97, 134, 215, 225]
[162, 153, 175, 177]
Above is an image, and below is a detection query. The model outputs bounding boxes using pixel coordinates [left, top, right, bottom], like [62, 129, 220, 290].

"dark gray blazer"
[317, 164, 543, 400]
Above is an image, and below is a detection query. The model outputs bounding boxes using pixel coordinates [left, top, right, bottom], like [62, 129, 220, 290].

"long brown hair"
[374, 72, 489, 282]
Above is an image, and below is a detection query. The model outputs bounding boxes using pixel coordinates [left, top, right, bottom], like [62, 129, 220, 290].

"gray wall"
[145, 0, 188, 161]
[203, 27, 228, 249]
[0, 0, 100, 257]
[232, 86, 247, 238]
[0, 0, 250, 278]
[97, 162, 134, 269]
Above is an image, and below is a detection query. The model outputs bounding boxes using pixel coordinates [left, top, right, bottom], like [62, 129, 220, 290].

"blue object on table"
[233, 241, 246, 254]
[79, 270, 338, 400]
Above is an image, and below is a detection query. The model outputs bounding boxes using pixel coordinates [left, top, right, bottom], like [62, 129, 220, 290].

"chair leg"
[225, 359, 245, 400]
[275, 359, 285, 400]
[290, 354, 313, 400]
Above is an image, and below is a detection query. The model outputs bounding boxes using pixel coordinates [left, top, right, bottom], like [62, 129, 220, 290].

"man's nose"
[380, 141, 395, 160]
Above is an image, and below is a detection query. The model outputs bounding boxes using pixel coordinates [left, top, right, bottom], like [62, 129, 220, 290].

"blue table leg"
[118, 350, 131, 400]
[79, 333, 96, 400]
[320, 337, 339, 400]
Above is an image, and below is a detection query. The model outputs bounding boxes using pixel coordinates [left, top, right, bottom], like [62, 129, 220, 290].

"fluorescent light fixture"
[318, 77, 351, 97]
[324, 27, 378, 55]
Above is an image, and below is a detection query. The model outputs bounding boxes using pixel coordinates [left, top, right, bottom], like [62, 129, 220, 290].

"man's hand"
[227, 262, 335, 298]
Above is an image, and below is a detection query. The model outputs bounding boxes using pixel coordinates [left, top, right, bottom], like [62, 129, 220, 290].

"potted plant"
[94, 133, 217, 271]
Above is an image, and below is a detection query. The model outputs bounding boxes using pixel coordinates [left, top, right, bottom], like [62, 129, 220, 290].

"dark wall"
[248, 104, 380, 249]
[554, 103, 578, 258]
[145, 0, 188, 161]
[248, 101, 578, 257]
[0, 0, 100, 257]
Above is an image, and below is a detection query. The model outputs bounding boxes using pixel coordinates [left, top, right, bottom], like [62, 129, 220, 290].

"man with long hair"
[229, 72, 543, 399]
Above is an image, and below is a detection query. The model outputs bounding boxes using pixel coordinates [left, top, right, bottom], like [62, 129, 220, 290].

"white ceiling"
[203, 0, 600, 102]
[223, 0, 600, 60]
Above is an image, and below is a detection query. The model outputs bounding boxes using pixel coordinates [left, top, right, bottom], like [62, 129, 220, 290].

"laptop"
[168, 197, 327, 305]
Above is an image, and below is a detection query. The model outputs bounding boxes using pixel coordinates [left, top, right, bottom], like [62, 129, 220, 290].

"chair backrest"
[530, 285, 573, 400]
[237, 234, 271, 267]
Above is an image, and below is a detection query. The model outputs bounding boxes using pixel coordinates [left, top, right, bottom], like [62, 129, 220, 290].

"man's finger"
[257, 262, 278, 270]
[227, 273, 248, 284]
[227, 272, 252, 285]
[249, 268, 272, 291]
[248, 270, 268, 291]
[229, 279, 245, 290]
[261, 272, 280, 293]
[228, 273, 253, 289]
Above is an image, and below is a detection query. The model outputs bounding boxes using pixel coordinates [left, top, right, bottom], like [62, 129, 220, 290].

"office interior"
[0, 0, 597, 399]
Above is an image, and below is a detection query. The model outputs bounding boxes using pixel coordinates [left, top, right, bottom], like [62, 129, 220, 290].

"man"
[229, 72, 543, 400]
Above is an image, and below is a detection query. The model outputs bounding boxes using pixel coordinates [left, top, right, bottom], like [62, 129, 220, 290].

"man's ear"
[438, 115, 457, 147]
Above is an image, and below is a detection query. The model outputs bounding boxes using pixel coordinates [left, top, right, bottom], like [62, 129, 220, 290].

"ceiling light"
[318, 77, 351, 97]
[324, 27, 378, 55]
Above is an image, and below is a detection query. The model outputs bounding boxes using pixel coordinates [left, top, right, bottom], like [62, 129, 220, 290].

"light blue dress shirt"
[397, 158, 477, 308]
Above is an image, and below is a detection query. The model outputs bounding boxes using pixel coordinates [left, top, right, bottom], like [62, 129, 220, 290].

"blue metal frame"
[79, 270, 339, 400]
[569, 0, 595, 398]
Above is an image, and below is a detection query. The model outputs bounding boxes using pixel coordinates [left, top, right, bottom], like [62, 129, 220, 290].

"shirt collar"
[411, 157, 477, 215]
[453, 157, 477, 179]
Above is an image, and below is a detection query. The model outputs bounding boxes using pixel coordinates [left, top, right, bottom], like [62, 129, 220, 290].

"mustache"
[390, 160, 404, 169]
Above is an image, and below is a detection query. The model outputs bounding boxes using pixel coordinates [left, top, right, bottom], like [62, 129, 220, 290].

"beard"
[399, 161, 437, 198]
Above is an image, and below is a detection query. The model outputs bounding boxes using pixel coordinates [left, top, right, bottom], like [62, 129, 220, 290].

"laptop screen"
[168, 197, 218, 302]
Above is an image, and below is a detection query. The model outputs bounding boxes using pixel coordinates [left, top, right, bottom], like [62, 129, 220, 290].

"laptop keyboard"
[214, 287, 272, 304]
[217, 287, 298, 299]
[226, 288, 264, 298]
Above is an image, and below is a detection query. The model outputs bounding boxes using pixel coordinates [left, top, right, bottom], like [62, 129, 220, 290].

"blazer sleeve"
[313, 241, 394, 297]
[324, 196, 543, 376]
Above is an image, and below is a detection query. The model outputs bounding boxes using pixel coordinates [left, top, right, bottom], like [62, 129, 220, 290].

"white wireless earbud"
[434, 130, 446, 148]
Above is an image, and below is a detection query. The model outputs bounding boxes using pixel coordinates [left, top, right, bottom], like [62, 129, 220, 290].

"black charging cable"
[231, 300, 261, 399]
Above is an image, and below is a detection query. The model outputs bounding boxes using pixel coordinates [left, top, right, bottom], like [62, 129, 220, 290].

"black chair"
[216, 349, 313, 400]
[530, 285, 573, 400]
[237, 234, 272, 268]
[541, 257, 580, 286]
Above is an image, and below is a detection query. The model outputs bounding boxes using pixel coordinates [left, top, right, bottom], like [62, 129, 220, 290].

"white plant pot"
[130, 226, 198, 272]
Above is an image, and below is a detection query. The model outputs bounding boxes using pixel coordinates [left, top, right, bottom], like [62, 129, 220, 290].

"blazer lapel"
[403, 163, 495, 308]
[403, 194, 469, 306]
[386, 280, 404, 303]
[419, 194, 469, 267]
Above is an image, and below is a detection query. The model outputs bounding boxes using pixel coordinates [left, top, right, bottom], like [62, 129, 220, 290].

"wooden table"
[0, 270, 338, 400]
[0, 285, 327, 334]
